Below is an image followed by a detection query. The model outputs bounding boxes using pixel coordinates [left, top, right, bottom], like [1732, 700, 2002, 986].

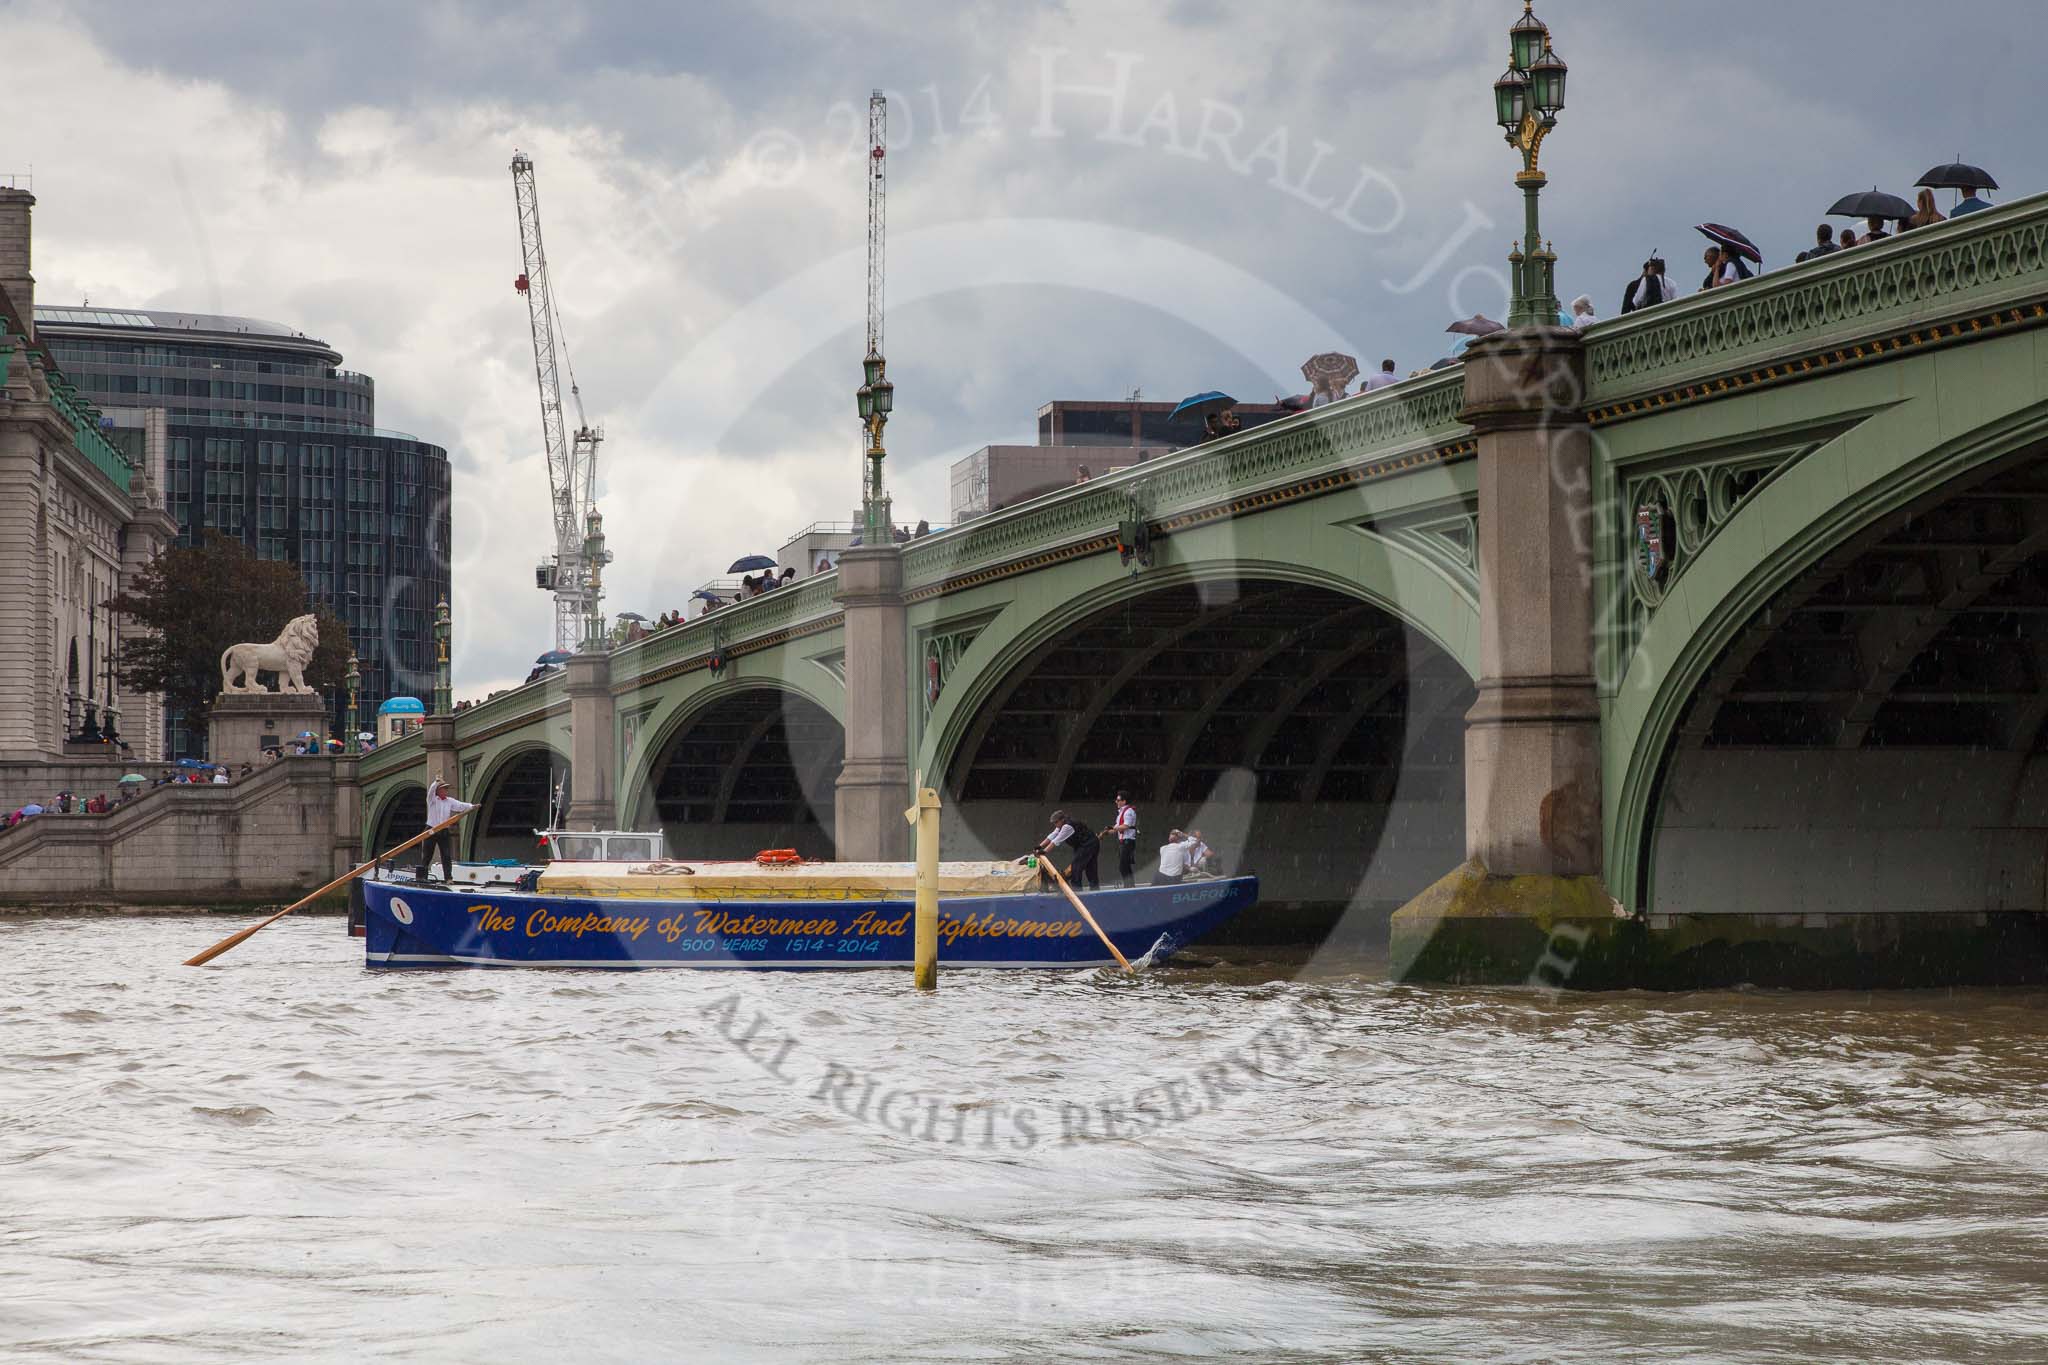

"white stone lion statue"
[220, 614, 320, 694]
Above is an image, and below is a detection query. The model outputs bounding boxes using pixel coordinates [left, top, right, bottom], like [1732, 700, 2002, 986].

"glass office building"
[35, 307, 452, 754]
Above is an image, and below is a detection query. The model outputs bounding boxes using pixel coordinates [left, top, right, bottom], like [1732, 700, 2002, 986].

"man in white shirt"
[1108, 791, 1140, 887]
[1154, 829, 1202, 883]
[1360, 359, 1400, 391]
[417, 777, 477, 884]
[1031, 809, 1100, 890]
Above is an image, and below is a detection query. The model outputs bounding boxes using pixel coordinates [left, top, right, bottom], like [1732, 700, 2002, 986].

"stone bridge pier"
[1391, 328, 1619, 980]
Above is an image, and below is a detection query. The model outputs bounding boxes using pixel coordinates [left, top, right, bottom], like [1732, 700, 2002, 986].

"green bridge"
[360, 196, 2048, 985]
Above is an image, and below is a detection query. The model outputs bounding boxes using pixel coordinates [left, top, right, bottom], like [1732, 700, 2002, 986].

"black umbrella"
[1826, 188, 1915, 221]
[1276, 393, 1312, 412]
[1694, 223, 1762, 264]
[1917, 160, 1998, 192]
[1445, 314, 1504, 337]
[727, 554, 778, 573]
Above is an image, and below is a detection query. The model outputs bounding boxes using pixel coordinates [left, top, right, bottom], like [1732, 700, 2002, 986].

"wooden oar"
[183, 813, 465, 966]
[1041, 857, 1134, 975]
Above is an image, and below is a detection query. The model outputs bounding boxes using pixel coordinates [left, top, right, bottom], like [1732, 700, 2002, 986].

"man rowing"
[416, 777, 476, 885]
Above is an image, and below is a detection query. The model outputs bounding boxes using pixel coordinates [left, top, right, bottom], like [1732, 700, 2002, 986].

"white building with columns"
[0, 186, 177, 762]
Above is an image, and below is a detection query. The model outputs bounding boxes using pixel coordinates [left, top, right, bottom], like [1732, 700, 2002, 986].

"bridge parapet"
[609, 571, 845, 688]
[902, 366, 1472, 593]
[1586, 193, 2048, 406]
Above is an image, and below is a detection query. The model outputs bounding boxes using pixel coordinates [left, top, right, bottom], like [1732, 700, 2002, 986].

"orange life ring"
[754, 848, 802, 865]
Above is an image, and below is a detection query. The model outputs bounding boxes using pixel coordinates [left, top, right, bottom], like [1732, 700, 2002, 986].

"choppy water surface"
[4, 915, 2048, 1363]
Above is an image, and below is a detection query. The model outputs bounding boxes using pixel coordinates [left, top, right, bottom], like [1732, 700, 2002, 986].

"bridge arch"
[921, 541, 1480, 791]
[468, 743, 570, 861]
[930, 561, 1476, 914]
[1611, 397, 2048, 915]
[627, 678, 846, 861]
[368, 782, 425, 857]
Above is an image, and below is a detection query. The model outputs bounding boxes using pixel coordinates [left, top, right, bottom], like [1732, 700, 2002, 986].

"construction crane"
[510, 149, 610, 652]
[856, 90, 895, 545]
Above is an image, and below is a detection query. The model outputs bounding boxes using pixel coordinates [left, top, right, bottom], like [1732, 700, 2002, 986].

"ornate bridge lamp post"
[345, 654, 361, 755]
[433, 597, 452, 717]
[856, 353, 895, 546]
[1494, 2, 1569, 328]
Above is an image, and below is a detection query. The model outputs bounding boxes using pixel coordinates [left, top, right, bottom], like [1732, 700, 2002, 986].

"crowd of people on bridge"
[1212, 166, 2014, 417]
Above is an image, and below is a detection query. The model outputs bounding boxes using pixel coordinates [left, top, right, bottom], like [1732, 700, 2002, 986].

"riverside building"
[34, 301, 452, 753]
[0, 187, 179, 762]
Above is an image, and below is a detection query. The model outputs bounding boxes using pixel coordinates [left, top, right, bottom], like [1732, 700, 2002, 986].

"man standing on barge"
[416, 777, 476, 885]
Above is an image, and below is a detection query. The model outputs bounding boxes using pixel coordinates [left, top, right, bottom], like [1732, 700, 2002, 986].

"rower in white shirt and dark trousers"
[1032, 809, 1101, 890]
[1153, 829, 1203, 884]
[1108, 791, 1139, 887]
[416, 777, 477, 884]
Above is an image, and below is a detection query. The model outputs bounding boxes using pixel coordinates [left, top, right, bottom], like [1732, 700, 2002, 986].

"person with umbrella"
[1170, 391, 1239, 441]
[1918, 160, 1997, 217]
[1301, 352, 1360, 408]
[1827, 188, 1913, 247]
[1696, 223, 1761, 290]
[1439, 314, 1502, 366]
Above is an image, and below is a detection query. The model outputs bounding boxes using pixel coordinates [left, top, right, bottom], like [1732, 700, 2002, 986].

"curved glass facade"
[38, 309, 453, 755]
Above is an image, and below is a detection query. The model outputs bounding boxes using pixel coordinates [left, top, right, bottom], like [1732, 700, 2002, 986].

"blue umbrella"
[727, 554, 778, 573]
[535, 649, 575, 666]
[1169, 391, 1235, 422]
[691, 589, 725, 602]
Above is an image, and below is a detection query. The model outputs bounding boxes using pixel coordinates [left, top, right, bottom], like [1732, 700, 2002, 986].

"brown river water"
[4, 913, 2047, 1363]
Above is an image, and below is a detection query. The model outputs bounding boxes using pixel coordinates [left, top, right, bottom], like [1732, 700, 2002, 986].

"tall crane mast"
[856, 91, 895, 545]
[867, 90, 886, 361]
[510, 149, 609, 652]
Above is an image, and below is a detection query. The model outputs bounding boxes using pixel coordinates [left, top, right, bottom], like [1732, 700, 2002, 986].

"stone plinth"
[207, 691, 328, 767]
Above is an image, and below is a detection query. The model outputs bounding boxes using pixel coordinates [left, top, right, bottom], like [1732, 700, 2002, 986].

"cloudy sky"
[5, 0, 2033, 694]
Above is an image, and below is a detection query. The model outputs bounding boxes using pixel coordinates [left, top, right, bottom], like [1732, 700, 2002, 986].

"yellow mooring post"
[903, 770, 942, 989]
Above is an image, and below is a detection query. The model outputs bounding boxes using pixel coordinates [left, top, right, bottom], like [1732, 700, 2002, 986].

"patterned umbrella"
[1300, 352, 1360, 390]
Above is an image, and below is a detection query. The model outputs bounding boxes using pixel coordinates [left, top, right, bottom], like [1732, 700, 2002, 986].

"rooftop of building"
[34, 306, 344, 365]
[37, 305, 318, 340]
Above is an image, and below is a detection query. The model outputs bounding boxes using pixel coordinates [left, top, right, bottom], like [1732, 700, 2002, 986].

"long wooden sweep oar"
[1041, 857, 1134, 975]
[183, 813, 465, 966]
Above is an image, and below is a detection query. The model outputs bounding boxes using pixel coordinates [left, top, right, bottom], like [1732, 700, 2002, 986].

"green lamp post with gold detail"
[1494, 1, 1569, 328]
[345, 653, 361, 755]
[856, 351, 895, 547]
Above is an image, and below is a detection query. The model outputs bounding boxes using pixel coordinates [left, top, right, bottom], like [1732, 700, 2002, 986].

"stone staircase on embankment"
[0, 759, 350, 906]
